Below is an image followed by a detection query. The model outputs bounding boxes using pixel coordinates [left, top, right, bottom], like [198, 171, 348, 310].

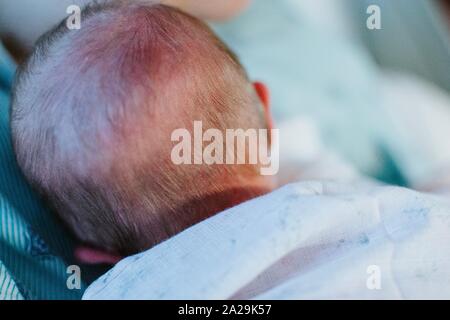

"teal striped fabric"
[0, 42, 92, 300]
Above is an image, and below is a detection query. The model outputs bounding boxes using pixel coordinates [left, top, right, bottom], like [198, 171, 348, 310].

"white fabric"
[83, 181, 450, 300]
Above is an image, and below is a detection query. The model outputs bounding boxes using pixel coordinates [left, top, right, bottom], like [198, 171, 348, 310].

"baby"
[10, 2, 275, 259]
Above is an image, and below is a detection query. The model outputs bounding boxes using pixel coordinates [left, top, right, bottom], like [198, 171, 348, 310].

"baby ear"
[74, 246, 122, 265]
[253, 81, 273, 130]
[253, 82, 270, 109]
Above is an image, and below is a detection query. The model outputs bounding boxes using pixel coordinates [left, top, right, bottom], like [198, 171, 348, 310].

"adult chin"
[164, 0, 252, 21]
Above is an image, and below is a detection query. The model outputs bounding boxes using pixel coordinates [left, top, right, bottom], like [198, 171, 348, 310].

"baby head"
[11, 2, 274, 257]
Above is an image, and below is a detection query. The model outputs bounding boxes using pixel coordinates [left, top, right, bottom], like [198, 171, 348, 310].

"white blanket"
[83, 181, 450, 300]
